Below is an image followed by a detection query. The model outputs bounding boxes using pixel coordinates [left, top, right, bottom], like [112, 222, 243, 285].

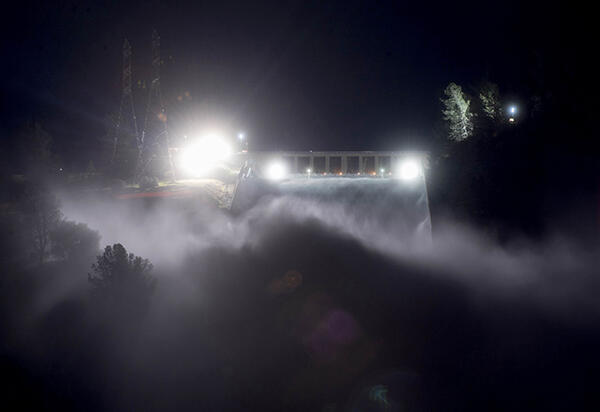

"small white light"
[398, 159, 421, 180]
[266, 161, 287, 180]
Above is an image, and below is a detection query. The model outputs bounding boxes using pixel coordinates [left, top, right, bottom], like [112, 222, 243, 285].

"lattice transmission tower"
[139, 29, 174, 180]
[111, 38, 140, 175]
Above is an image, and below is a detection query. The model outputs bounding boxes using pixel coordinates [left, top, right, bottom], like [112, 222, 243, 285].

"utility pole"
[111, 38, 140, 173]
[139, 29, 174, 181]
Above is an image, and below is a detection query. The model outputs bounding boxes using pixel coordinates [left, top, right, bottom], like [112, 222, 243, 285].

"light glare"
[179, 135, 232, 177]
[266, 161, 287, 180]
[398, 159, 421, 180]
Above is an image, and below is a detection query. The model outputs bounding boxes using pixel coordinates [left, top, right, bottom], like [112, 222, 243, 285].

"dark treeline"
[431, 70, 599, 240]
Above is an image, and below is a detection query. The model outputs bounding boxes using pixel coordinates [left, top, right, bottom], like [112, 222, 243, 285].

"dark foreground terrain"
[1, 192, 599, 412]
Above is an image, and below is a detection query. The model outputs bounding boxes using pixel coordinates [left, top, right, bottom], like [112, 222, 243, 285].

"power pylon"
[111, 38, 140, 171]
[139, 29, 174, 180]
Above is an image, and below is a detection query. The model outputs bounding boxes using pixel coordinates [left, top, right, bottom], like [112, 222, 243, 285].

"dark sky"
[0, 1, 576, 158]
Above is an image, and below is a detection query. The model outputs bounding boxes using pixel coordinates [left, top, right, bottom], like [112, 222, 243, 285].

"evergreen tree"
[88, 244, 155, 303]
[479, 81, 501, 121]
[441, 83, 474, 141]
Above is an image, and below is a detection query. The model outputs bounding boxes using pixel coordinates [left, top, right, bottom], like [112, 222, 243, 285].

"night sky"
[2, 1, 585, 160]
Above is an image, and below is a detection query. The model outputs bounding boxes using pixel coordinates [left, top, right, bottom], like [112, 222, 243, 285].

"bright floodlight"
[179, 135, 232, 177]
[266, 161, 287, 180]
[398, 159, 421, 180]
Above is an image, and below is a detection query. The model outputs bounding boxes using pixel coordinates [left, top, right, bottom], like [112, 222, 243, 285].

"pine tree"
[441, 83, 474, 141]
[479, 81, 501, 120]
[88, 244, 155, 302]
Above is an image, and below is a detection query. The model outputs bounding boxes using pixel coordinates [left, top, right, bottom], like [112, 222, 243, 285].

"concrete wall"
[247, 151, 428, 176]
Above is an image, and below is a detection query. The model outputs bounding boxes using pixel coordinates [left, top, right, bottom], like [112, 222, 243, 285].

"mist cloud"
[56, 183, 600, 323]
[1, 183, 597, 411]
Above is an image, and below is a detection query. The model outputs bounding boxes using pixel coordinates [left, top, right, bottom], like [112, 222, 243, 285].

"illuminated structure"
[139, 30, 174, 180]
[232, 150, 432, 245]
[246, 151, 427, 178]
[119, 146, 432, 245]
[111, 38, 139, 166]
[110, 32, 174, 181]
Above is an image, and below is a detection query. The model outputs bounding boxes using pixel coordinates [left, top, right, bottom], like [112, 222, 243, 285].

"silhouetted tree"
[50, 220, 101, 264]
[441, 82, 474, 141]
[21, 188, 62, 264]
[88, 244, 155, 304]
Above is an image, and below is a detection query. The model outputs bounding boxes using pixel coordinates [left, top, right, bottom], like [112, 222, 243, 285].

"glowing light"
[266, 161, 287, 180]
[179, 135, 232, 177]
[398, 159, 421, 180]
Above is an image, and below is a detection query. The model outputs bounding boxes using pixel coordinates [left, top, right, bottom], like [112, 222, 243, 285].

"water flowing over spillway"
[233, 177, 432, 253]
